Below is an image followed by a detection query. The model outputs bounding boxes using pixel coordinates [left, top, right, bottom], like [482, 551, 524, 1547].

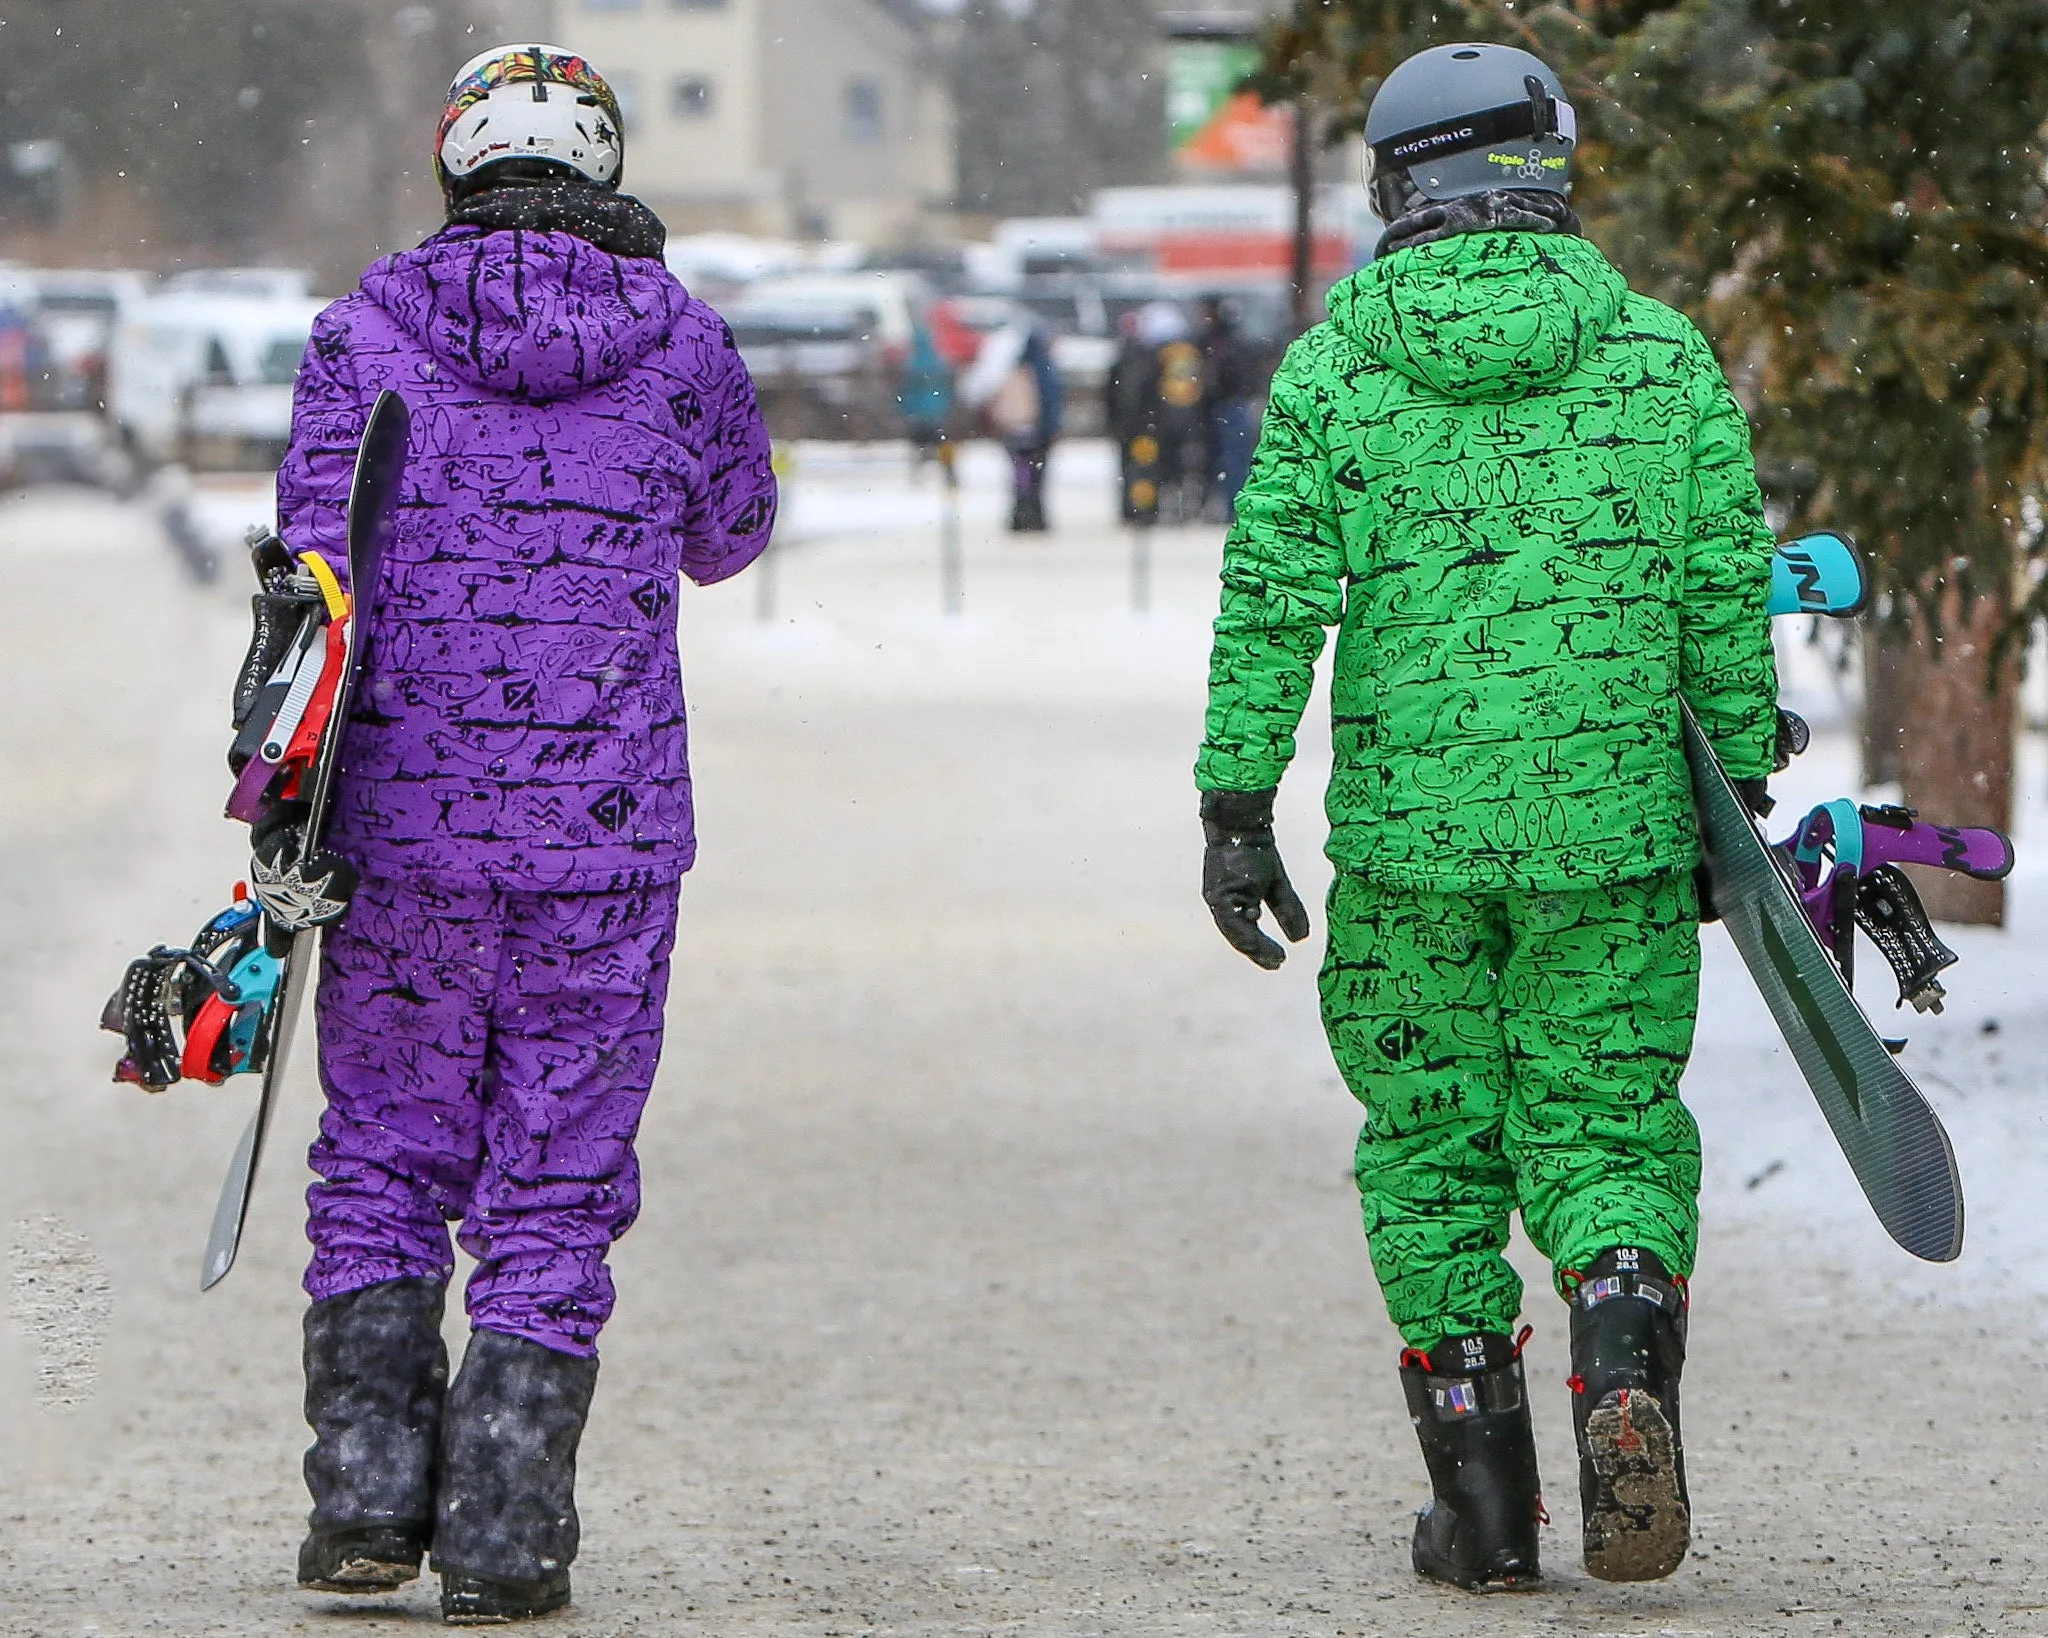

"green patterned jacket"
[1196, 230, 1778, 893]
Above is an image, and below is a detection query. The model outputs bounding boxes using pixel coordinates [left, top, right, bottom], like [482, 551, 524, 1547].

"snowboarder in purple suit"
[271, 42, 776, 1625]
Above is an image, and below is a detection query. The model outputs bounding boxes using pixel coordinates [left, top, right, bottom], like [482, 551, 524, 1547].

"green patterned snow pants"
[1320, 870, 1703, 1352]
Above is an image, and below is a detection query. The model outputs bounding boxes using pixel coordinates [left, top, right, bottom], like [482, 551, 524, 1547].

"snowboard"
[200, 389, 409, 1290]
[1685, 526, 1973, 1265]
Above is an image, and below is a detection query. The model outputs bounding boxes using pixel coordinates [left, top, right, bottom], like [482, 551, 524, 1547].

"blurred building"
[947, 0, 1166, 220]
[552, 0, 953, 242]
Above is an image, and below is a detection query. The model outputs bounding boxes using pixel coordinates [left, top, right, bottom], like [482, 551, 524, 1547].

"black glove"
[1774, 708, 1810, 773]
[1201, 788, 1311, 969]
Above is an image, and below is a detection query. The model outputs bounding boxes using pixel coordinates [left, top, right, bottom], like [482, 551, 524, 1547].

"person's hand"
[1201, 788, 1310, 969]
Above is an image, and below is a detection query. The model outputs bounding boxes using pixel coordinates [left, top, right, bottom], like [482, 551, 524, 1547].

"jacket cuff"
[1200, 787, 1278, 836]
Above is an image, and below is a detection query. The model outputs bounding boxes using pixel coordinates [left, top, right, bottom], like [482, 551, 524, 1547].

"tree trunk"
[1897, 580, 2019, 926]
[1860, 614, 1908, 788]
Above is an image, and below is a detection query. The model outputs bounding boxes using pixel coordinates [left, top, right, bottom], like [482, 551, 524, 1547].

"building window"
[670, 75, 715, 118]
[844, 78, 883, 147]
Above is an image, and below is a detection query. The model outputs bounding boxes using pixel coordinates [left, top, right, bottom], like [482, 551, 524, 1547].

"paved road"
[1, 460, 2044, 1637]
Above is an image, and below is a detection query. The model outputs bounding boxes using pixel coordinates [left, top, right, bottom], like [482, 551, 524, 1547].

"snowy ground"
[2, 443, 2046, 1636]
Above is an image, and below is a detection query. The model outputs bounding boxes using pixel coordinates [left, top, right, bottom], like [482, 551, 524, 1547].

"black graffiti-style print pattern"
[1321, 868, 1704, 1352]
[1197, 232, 1779, 894]
[277, 226, 778, 893]
[305, 870, 678, 1356]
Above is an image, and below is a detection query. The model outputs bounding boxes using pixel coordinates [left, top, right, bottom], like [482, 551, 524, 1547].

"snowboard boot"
[299, 1277, 450, 1594]
[1399, 1329, 1543, 1591]
[1568, 1246, 1691, 1582]
[433, 1328, 600, 1625]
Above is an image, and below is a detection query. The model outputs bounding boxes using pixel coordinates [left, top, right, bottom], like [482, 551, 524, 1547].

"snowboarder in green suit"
[1196, 42, 1778, 1591]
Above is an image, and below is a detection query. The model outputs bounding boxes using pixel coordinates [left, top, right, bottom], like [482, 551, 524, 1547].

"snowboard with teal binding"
[1688, 530, 2010, 1262]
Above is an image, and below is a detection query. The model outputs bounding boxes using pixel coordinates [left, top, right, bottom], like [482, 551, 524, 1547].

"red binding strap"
[180, 992, 237, 1085]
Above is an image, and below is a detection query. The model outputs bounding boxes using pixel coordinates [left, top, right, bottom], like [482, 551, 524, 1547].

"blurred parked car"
[162, 267, 316, 301]
[21, 267, 154, 412]
[0, 411, 132, 490]
[723, 297, 902, 441]
[0, 267, 129, 489]
[723, 272, 935, 441]
[741, 271, 932, 360]
[109, 292, 323, 471]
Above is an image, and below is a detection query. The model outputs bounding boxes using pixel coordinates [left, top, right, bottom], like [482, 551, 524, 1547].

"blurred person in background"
[1108, 301, 1208, 525]
[1198, 295, 1261, 524]
[897, 314, 956, 471]
[1144, 301, 1208, 524]
[268, 41, 776, 1625]
[964, 311, 1063, 532]
[1107, 309, 1163, 524]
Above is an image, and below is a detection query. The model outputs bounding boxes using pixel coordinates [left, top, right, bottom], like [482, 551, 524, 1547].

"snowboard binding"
[225, 529, 351, 827]
[1754, 530, 2017, 1018]
[1777, 800, 2014, 1012]
[102, 532, 360, 1094]
[101, 889, 284, 1092]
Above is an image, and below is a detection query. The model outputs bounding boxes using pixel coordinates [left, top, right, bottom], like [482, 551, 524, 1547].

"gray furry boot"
[299, 1277, 449, 1593]
[433, 1328, 600, 1625]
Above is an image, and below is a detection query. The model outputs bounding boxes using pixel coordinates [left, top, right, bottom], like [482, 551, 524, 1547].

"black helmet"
[1364, 43, 1576, 221]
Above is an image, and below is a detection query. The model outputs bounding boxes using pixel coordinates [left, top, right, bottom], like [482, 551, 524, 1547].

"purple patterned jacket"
[275, 226, 776, 891]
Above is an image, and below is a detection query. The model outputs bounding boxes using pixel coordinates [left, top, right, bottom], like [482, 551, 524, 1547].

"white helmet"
[436, 43, 625, 195]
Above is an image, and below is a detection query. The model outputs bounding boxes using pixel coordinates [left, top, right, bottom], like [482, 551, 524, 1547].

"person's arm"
[679, 332, 777, 587]
[1677, 325, 1779, 779]
[1194, 341, 1346, 968]
[274, 308, 370, 594]
[1194, 342, 1348, 796]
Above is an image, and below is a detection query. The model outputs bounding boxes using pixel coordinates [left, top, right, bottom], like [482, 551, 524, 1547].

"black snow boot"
[1568, 1246, 1691, 1582]
[299, 1277, 450, 1593]
[1399, 1329, 1543, 1591]
[433, 1328, 600, 1625]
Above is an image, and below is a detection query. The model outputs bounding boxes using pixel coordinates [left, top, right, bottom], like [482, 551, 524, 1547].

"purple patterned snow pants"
[304, 871, 679, 1357]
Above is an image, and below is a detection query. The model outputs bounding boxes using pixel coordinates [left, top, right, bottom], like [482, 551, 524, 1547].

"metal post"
[1129, 525, 1152, 616]
[1290, 91, 1315, 332]
[754, 532, 778, 623]
[758, 444, 792, 623]
[938, 438, 964, 616]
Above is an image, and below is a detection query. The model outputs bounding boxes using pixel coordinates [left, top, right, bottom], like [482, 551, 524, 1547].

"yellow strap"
[300, 550, 350, 620]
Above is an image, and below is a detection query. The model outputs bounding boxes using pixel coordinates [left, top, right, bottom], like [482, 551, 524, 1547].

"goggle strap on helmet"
[1369, 84, 1577, 178]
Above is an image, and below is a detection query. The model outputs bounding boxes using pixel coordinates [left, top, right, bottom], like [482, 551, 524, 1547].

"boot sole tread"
[1582, 1387, 1689, 1582]
[301, 1558, 419, 1594]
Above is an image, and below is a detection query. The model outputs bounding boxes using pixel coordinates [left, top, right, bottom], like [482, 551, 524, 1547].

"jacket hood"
[360, 225, 685, 401]
[1326, 231, 1625, 403]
